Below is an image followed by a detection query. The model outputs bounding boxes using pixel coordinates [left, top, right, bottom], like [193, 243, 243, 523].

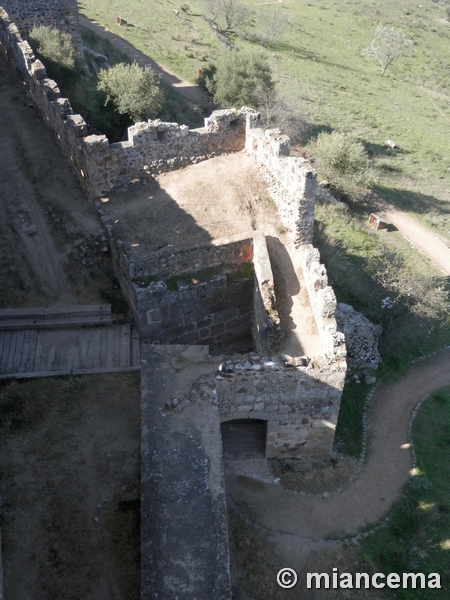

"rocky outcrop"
[335, 303, 382, 370]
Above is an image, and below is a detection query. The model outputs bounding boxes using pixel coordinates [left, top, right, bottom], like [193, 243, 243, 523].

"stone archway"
[220, 418, 267, 458]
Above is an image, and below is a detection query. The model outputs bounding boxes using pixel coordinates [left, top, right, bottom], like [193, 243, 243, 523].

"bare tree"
[256, 88, 308, 144]
[258, 7, 292, 48]
[362, 25, 414, 75]
[203, 0, 252, 36]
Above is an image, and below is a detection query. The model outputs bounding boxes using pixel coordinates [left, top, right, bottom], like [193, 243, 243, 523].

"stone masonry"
[1, 0, 83, 51]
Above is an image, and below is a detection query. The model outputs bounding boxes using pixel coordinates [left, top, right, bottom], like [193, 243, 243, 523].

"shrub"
[206, 50, 274, 108]
[309, 131, 372, 203]
[97, 62, 163, 122]
[29, 25, 81, 73]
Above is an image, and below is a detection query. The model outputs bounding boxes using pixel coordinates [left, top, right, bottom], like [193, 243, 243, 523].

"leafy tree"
[309, 131, 372, 203]
[97, 62, 163, 122]
[206, 50, 274, 108]
[362, 25, 415, 76]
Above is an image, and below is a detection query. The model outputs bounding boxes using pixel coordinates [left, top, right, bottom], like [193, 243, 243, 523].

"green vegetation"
[29, 25, 82, 75]
[97, 62, 163, 121]
[78, 0, 450, 232]
[204, 50, 274, 108]
[360, 387, 450, 598]
[29, 25, 203, 141]
[309, 131, 373, 203]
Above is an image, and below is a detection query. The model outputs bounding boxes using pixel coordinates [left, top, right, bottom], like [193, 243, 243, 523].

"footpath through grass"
[360, 387, 450, 598]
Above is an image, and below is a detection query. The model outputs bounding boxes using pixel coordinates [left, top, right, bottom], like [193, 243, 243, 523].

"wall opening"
[221, 419, 267, 458]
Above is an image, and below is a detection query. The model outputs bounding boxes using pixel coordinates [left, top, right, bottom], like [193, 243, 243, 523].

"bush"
[309, 131, 372, 203]
[97, 62, 163, 122]
[29, 25, 82, 73]
[206, 50, 274, 108]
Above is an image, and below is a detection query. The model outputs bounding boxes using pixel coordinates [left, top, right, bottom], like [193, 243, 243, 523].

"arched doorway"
[220, 419, 267, 458]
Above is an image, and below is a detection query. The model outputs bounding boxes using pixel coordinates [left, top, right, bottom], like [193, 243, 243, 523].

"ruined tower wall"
[245, 127, 316, 246]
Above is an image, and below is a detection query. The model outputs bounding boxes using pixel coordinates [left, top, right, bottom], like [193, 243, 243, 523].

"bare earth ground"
[0, 374, 141, 600]
[369, 192, 450, 275]
[0, 54, 121, 311]
[0, 52, 142, 599]
[103, 153, 285, 251]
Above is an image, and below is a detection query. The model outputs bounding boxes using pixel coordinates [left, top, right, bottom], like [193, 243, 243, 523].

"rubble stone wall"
[1, 0, 83, 50]
[245, 127, 316, 246]
[136, 274, 253, 353]
[300, 244, 346, 361]
[196, 354, 346, 462]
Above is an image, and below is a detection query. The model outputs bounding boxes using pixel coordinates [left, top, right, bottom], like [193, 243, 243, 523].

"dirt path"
[0, 53, 121, 310]
[227, 348, 450, 539]
[79, 16, 213, 109]
[370, 193, 450, 275]
[227, 350, 450, 597]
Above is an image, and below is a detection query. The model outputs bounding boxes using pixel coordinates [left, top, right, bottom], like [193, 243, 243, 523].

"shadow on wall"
[266, 235, 300, 350]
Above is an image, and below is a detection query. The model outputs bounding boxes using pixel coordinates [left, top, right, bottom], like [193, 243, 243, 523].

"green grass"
[360, 387, 450, 598]
[316, 199, 450, 456]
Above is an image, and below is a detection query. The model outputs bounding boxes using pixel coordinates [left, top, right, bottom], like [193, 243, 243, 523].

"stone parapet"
[299, 244, 346, 362]
[0, 11, 258, 199]
[246, 127, 316, 246]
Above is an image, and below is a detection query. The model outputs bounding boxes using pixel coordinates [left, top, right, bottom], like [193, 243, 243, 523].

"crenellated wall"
[245, 127, 316, 246]
[0, 9, 258, 199]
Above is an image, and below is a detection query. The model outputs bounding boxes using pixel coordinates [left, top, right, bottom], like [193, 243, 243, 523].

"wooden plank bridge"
[0, 305, 141, 379]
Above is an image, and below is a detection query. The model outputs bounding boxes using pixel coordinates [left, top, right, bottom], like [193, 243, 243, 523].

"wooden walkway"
[0, 324, 141, 379]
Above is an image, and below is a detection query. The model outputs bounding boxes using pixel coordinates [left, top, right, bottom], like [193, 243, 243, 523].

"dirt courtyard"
[102, 152, 286, 256]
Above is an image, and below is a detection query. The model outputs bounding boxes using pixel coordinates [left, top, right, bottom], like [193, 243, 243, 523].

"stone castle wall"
[252, 232, 281, 354]
[1, 0, 82, 50]
[246, 127, 316, 246]
[0, 9, 257, 199]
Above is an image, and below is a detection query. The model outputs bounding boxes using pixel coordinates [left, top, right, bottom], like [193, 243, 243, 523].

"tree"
[256, 88, 308, 144]
[207, 50, 274, 108]
[29, 25, 81, 72]
[362, 25, 415, 76]
[203, 0, 252, 36]
[258, 7, 293, 48]
[97, 62, 163, 122]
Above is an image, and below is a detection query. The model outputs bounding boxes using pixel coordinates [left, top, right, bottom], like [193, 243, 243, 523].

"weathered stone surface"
[246, 127, 316, 246]
[335, 303, 382, 370]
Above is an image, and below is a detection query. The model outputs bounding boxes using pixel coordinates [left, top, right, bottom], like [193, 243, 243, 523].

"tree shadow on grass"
[374, 184, 450, 218]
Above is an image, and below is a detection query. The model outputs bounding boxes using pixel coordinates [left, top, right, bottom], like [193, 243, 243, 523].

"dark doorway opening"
[221, 419, 267, 458]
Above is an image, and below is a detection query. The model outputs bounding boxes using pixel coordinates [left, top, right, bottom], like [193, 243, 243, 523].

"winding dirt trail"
[227, 349, 450, 539]
[370, 194, 450, 275]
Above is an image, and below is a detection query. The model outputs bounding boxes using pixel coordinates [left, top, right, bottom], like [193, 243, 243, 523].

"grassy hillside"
[78, 0, 450, 233]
